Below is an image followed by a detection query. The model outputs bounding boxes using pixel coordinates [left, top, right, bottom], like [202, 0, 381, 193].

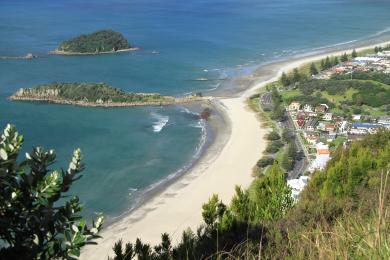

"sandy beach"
[81, 39, 390, 259]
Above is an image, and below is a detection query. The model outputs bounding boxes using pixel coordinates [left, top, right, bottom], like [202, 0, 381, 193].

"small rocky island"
[50, 30, 137, 55]
[10, 83, 202, 107]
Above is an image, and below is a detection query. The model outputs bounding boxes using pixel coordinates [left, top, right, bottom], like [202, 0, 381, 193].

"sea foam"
[151, 112, 169, 133]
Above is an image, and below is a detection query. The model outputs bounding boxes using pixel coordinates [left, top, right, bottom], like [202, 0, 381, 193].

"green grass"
[280, 89, 303, 101]
[315, 88, 358, 107]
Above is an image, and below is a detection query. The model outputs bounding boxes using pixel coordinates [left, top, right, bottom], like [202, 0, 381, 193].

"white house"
[303, 104, 314, 113]
[287, 176, 310, 200]
[352, 114, 362, 121]
[323, 112, 333, 121]
[378, 116, 390, 126]
[308, 154, 331, 173]
[339, 121, 349, 134]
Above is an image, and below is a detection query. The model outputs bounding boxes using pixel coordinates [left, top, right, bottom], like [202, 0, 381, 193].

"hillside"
[9, 83, 179, 107]
[105, 130, 390, 259]
[53, 30, 133, 54]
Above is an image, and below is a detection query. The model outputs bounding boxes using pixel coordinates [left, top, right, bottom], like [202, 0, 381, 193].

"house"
[308, 154, 331, 172]
[305, 118, 319, 131]
[378, 116, 390, 126]
[323, 112, 333, 121]
[321, 133, 337, 143]
[338, 121, 349, 134]
[303, 104, 314, 113]
[352, 114, 362, 121]
[354, 57, 382, 64]
[316, 142, 330, 155]
[335, 66, 347, 73]
[288, 102, 301, 111]
[297, 118, 305, 128]
[315, 104, 329, 113]
[325, 124, 336, 133]
[304, 131, 320, 145]
[349, 123, 382, 135]
[287, 176, 310, 200]
[317, 121, 326, 131]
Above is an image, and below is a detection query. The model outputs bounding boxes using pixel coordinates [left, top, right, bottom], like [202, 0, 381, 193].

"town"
[255, 46, 390, 199]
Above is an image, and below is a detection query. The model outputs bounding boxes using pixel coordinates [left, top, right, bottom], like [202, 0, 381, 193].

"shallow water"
[1, 0, 390, 218]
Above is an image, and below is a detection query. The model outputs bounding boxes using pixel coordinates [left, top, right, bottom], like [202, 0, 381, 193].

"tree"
[310, 63, 318, 76]
[202, 194, 226, 227]
[340, 52, 348, 62]
[266, 131, 281, 141]
[320, 59, 325, 71]
[333, 56, 339, 66]
[270, 105, 285, 122]
[249, 163, 294, 222]
[351, 49, 358, 58]
[324, 56, 332, 69]
[280, 72, 290, 87]
[257, 157, 275, 168]
[292, 68, 301, 83]
[0, 124, 103, 260]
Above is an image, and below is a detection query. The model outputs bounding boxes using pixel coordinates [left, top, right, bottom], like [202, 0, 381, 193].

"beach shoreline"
[81, 38, 390, 259]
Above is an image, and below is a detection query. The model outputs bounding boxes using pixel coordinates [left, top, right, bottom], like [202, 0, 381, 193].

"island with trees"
[9, 83, 202, 107]
[50, 30, 138, 55]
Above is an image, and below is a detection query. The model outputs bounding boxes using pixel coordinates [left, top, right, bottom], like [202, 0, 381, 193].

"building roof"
[352, 123, 382, 129]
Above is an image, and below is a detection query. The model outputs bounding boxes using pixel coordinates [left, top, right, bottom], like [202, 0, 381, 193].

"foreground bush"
[0, 124, 103, 260]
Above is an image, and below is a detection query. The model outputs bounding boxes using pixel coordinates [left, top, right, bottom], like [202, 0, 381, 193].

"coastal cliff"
[10, 83, 203, 107]
[50, 30, 137, 55]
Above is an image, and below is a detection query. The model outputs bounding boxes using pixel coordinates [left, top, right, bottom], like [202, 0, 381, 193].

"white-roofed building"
[287, 176, 310, 200]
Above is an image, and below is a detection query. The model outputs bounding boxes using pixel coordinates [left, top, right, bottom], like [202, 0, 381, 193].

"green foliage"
[249, 163, 294, 222]
[0, 125, 103, 260]
[282, 128, 295, 143]
[281, 142, 298, 171]
[352, 48, 358, 58]
[19, 83, 173, 104]
[309, 62, 318, 75]
[201, 194, 226, 227]
[58, 30, 131, 53]
[265, 140, 284, 154]
[280, 72, 290, 87]
[341, 52, 349, 62]
[256, 157, 275, 168]
[266, 131, 281, 141]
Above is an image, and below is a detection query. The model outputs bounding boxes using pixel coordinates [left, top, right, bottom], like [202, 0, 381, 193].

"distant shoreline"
[49, 47, 139, 56]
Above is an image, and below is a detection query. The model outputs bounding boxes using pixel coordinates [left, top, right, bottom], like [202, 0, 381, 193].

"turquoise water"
[1, 0, 390, 218]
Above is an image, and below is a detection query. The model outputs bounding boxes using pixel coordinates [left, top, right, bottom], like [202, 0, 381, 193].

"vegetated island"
[49, 30, 138, 55]
[9, 83, 202, 107]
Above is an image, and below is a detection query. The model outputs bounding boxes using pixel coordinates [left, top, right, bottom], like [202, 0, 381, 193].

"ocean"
[1, 0, 390, 219]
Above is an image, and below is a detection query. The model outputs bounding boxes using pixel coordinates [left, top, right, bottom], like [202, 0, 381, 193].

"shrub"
[257, 157, 275, 168]
[266, 131, 281, 141]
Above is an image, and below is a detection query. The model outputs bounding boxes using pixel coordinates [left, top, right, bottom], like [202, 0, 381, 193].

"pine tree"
[340, 52, 348, 62]
[325, 56, 332, 69]
[351, 49, 358, 58]
[333, 56, 339, 66]
[310, 62, 318, 75]
[280, 72, 290, 87]
[320, 59, 325, 70]
[292, 68, 301, 83]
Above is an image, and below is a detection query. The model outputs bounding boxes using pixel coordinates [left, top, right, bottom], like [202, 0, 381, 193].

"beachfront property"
[349, 122, 382, 135]
[378, 116, 390, 127]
